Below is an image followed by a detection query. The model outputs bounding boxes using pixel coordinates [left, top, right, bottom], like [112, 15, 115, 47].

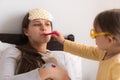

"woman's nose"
[40, 25, 47, 31]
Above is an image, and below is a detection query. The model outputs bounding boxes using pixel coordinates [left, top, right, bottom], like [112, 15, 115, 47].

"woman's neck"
[30, 42, 47, 53]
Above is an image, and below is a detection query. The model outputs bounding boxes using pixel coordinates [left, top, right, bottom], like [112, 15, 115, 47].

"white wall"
[0, 0, 120, 80]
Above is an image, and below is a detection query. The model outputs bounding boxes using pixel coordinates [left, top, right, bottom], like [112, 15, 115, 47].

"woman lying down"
[0, 8, 75, 80]
[0, 45, 71, 80]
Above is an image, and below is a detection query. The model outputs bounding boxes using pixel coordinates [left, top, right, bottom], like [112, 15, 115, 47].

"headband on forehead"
[28, 8, 53, 21]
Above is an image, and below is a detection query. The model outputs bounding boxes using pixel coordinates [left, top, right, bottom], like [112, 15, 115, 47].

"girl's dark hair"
[94, 9, 120, 36]
[16, 13, 53, 74]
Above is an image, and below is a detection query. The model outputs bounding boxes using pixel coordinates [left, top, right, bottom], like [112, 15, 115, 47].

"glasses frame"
[90, 29, 111, 39]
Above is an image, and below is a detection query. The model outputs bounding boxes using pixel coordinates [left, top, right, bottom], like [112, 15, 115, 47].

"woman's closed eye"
[33, 23, 51, 27]
[45, 23, 51, 26]
[45, 78, 54, 80]
[33, 23, 42, 26]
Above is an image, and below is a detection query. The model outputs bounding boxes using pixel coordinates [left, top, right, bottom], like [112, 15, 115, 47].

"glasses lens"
[90, 29, 96, 38]
[90, 29, 111, 39]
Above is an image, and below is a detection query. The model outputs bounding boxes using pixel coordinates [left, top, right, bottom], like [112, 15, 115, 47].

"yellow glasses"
[90, 29, 110, 38]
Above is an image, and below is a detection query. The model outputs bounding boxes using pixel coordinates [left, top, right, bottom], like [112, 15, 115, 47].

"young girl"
[0, 8, 75, 80]
[53, 9, 120, 80]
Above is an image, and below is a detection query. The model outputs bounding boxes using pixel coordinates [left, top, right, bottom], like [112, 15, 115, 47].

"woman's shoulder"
[50, 51, 69, 56]
[0, 45, 21, 59]
[49, 50, 78, 59]
[0, 41, 15, 52]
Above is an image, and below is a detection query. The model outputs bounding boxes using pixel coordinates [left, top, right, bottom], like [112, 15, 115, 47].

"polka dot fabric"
[28, 8, 53, 21]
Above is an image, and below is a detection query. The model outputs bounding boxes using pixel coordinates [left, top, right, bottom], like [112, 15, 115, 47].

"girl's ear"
[107, 35, 114, 43]
[23, 28, 29, 36]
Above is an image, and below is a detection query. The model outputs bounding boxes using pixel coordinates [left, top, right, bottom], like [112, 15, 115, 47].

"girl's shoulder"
[107, 53, 120, 65]
[113, 53, 120, 62]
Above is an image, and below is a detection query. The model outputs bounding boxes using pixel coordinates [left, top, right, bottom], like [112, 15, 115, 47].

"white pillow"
[0, 41, 15, 57]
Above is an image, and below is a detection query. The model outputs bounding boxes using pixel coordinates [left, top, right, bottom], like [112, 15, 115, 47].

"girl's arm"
[52, 31, 106, 61]
[64, 40, 106, 61]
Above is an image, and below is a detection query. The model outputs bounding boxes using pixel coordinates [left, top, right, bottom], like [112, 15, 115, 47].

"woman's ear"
[23, 28, 29, 36]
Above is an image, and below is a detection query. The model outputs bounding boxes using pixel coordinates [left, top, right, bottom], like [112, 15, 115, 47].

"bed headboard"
[0, 33, 74, 50]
